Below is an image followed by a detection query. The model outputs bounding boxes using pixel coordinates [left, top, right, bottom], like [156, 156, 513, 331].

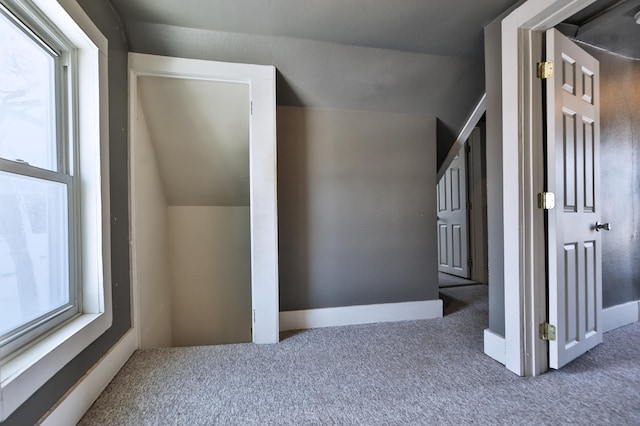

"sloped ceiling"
[561, 0, 640, 60]
[107, 0, 640, 165]
[137, 77, 250, 207]
[107, 0, 523, 166]
[107, 0, 519, 57]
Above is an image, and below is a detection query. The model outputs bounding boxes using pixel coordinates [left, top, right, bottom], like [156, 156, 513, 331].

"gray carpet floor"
[438, 272, 479, 288]
[80, 285, 640, 425]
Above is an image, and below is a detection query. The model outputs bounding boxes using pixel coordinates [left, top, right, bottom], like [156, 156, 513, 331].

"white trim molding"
[39, 330, 137, 425]
[128, 53, 279, 345]
[437, 94, 486, 182]
[279, 300, 443, 331]
[603, 301, 640, 333]
[484, 329, 506, 365]
[0, 0, 112, 420]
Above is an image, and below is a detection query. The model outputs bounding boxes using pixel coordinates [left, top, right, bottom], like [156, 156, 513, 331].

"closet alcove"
[129, 54, 279, 348]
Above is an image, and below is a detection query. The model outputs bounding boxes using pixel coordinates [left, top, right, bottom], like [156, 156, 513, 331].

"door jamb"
[500, 0, 596, 376]
[467, 127, 488, 284]
[128, 53, 280, 345]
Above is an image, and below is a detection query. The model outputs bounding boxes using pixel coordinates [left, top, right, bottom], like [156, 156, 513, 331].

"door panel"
[451, 168, 461, 211]
[438, 224, 448, 267]
[562, 109, 577, 210]
[438, 177, 447, 212]
[546, 28, 602, 369]
[437, 145, 469, 278]
[452, 225, 463, 269]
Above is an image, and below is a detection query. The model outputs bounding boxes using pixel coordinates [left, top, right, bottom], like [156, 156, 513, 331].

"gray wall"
[581, 44, 640, 308]
[277, 107, 439, 310]
[5, 2, 131, 424]
[121, 23, 484, 169]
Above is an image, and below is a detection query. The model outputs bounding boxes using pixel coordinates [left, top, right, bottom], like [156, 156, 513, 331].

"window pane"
[0, 172, 69, 337]
[0, 10, 57, 171]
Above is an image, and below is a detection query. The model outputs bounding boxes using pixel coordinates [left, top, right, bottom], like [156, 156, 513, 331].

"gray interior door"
[546, 28, 603, 369]
[437, 145, 469, 278]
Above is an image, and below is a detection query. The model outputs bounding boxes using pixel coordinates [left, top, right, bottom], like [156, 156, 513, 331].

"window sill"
[1, 310, 112, 421]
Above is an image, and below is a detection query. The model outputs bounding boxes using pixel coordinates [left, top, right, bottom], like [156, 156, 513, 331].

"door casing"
[128, 53, 280, 346]
[467, 127, 488, 284]
[498, 0, 598, 376]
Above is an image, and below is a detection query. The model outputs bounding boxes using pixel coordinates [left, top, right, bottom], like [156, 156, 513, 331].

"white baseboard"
[484, 329, 506, 365]
[39, 329, 137, 425]
[603, 301, 640, 333]
[280, 299, 443, 331]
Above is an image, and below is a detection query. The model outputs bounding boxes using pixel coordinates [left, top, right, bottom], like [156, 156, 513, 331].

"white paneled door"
[546, 29, 603, 369]
[437, 145, 469, 278]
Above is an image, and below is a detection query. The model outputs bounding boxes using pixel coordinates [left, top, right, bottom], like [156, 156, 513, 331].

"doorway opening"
[133, 76, 252, 347]
[129, 53, 279, 348]
[437, 122, 488, 289]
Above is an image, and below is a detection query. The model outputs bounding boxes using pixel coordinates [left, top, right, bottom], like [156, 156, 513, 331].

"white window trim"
[0, 0, 111, 421]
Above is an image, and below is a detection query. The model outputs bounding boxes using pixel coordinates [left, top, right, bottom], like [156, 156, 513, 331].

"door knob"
[595, 221, 611, 232]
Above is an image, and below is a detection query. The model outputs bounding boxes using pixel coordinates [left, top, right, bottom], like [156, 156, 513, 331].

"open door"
[437, 144, 469, 278]
[545, 29, 604, 369]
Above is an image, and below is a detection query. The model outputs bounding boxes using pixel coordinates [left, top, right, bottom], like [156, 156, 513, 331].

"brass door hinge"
[540, 323, 556, 341]
[537, 60, 554, 79]
[538, 192, 555, 210]
[466, 201, 472, 210]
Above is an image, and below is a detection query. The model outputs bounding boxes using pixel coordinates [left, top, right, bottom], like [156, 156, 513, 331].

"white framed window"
[0, 0, 80, 360]
[0, 0, 111, 421]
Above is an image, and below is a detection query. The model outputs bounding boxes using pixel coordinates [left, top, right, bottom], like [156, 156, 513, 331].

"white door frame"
[128, 53, 279, 345]
[500, 0, 597, 376]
